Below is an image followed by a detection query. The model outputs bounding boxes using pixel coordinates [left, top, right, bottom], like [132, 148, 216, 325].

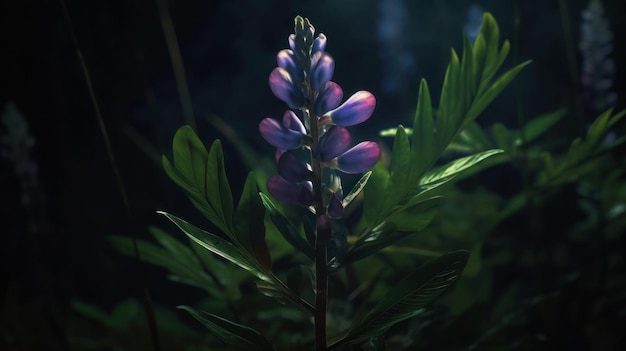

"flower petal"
[282, 110, 306, 135]
[335, 141, 381, 173]
[278, 151, 311, 183]
[288, 34, 296, 51]
[310, 52, 335, 90]
[312, 33, 327, 53]
[267, 175, 313, 207]
[327, 192, 344, 218]
[314, 81, 343, 116]
[314, 126, 351, 162]
[277, 49, 304, 83]
[259, 118, 302, 149]
[269, 67, 305, 108]
[327, 91, 376, 126]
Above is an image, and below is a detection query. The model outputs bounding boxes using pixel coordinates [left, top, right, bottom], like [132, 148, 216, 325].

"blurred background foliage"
[1, 0, 625, 350]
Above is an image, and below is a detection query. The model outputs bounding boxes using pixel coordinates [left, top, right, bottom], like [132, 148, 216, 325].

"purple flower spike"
[310, 52, 335, 90]
[327, 91, 376, 126]
[259, 118, 303, 149]
[269, 67, 305, 109]
[312, 33, 327, 53]
[278, 151, 311, 183]
[267, 175, 313, 207]
[277, 49, 304, 82]
[335, 141, 381, 174]
[327, 192, 344, 218]
[314, 81, 343, 116]
[282, 110, 307, 135]
[314, 126, 352, 162]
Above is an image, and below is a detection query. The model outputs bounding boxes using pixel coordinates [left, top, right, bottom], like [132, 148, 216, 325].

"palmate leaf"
[418, 149, 504, 187]
[329, 250, 469, 349]
[178, 306, 275, 351]
[162, 125, 234, 238]
[342, 171, 372, 208]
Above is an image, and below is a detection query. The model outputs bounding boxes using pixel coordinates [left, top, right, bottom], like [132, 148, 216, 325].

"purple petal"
[267, 176, 313, 207]
[288, 34, 296, 51]
[314, 126, 352, 162]
[327, 192, 344, 218]
[314, 81, 343, 116]
[278, 151, 311, 183]
[312, 33, 327, 53]
[327, 91, 376, 126]
[335, 141, 381, 173]
[275, 148, 286, 163]
[282, 110, 307, 135]
[310, 52, 335, 90]
[277, 49, 304, 82]
[259, 118, 302, 149]
[269, 67, 305, 109]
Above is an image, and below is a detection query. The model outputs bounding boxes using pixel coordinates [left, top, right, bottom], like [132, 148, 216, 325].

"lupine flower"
[260, 17, 380, 218]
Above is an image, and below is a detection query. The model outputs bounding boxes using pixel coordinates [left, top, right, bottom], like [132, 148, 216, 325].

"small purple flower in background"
[580, 0, 617, 116]
[259, 17, 380, 218]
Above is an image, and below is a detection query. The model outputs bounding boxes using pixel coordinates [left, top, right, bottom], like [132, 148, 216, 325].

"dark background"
[1, 0, 625, 349]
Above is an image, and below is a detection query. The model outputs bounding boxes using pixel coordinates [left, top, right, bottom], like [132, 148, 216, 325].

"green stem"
[307, 106, 328, 350]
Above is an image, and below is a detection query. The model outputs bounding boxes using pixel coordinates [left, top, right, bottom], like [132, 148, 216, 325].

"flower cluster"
[259, 17, 380, 218]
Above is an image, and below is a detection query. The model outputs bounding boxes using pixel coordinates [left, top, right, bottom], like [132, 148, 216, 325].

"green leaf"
[519, 108, 567, 144]
[465, 60, 531, 123]
[385, 125, 412, 207]
[235, 173, 271, 269]
[162, 126, 234, 238]
[362, 162, 390, 227]
[410, 79, 435, 179]
[178, 306, 275, 351]
[330, 250, 469, 349]
[109, 235, 220, 295]
[342, 171, 372, 208]
[159, 211, 271, 282]
[419, 149, 504, 186]
[491, 123, 511, 150]
[386, 196, 442, 232]
[259, 193, 314, 259]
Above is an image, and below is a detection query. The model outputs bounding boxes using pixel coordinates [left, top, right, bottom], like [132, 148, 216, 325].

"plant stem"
[306, 105, 328, 350]
[315, 215, 330, 351]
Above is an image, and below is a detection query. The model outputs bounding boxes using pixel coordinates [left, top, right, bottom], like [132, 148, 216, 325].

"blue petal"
[335, 141, 381, 173]
[282, 110, 307, 135]
[278, 151, 311, 183]
[327, 192, 344, 218]
[314, 81, 343, 116]
[312, 33, 327, 53]
[277, 49, 304, 82]
[310, 52, 335, 90]
[259, 118, 302, 149]
[267, 176, 313, 207]
[327, 91, 376, 126]
[269, 67, 305, 108]
[314, 126, 351, 162]
[288, 34, 296, 51]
